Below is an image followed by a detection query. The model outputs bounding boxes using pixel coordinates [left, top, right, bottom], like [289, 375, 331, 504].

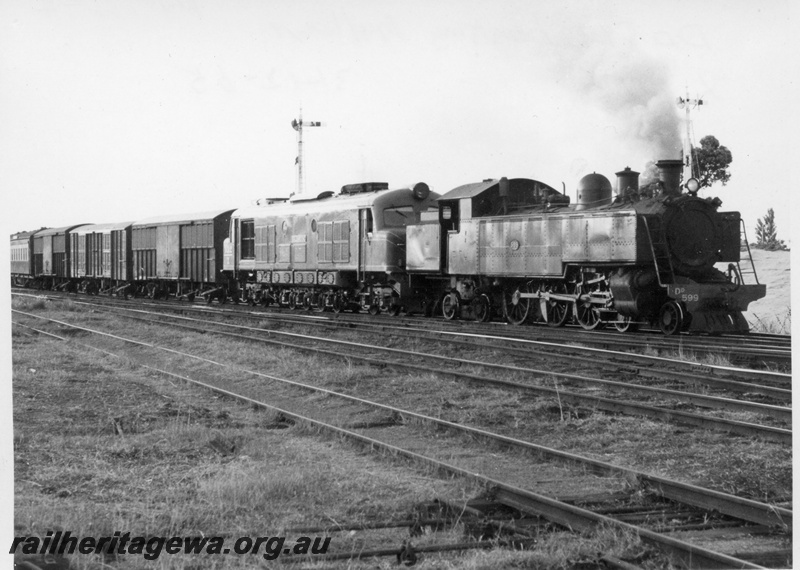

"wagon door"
[111, 229, 127, 281]
[33, 236, 44, 276]
[41, 235, 53, 275]
[86, 233, 95, 276]
[102, 233, 112, 278]
[157, 225, 180, 279]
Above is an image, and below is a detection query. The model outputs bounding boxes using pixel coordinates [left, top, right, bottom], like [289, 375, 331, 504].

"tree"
[754, 208, 787, 250]
[692, 135, 732, 189]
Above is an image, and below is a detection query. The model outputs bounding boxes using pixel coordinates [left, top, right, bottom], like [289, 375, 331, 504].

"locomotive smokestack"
[615, 167, 640, 197]
[656, 159, 683, 197]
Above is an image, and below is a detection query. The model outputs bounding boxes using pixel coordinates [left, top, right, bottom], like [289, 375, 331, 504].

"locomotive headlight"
[685, 178, 700, 193]
[412, 182, 430, 200]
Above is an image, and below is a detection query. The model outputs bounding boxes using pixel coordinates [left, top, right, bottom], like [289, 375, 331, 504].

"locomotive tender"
[9, 159, 766, 335]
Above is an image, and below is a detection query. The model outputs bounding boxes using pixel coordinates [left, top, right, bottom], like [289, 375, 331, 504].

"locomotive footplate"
[666, 282, 766, 334]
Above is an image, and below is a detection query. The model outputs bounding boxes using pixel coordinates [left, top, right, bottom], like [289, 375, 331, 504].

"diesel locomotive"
[9, 159, 766, 335]
[222, 182, 439, 313]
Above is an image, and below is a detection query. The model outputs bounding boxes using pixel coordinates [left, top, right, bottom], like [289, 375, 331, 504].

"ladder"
[642, 216, 674, 287]
[737, 219, 760, 284]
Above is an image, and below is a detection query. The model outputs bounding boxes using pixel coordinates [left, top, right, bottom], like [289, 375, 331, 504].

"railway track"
[63, 303, 792, 441]
[225, 300, 792, 368]
[310, 312, 792, 371]
[12, 293, 792, 441]
[11, 289, 791, 371]
[12, 291, 791, 386]
[12, 310, 792, 568]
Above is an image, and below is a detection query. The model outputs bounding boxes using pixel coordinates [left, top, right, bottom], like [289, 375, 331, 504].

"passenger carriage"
[10, 229, 44, 287]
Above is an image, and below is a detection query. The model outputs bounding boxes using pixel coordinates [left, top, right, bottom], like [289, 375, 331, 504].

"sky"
[0, 0, 797, 240]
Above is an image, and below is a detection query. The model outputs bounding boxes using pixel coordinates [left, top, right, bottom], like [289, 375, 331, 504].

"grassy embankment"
[13, 296, 663, 569]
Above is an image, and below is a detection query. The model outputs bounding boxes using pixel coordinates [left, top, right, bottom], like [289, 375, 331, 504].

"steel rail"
[228, 301, 790, 358]
[143, 299, 795, 383]
[13, 289, 791, 360]
[205, 301, 793, 367]
[12, 314, 792, 531]
[14, 291, 789, 376]
[156, 302, 795, 401]
[133, 296, 789, 401]
[405, 328, 791, 385]
[11, 318, 769, 569]
[88, 306, 793, 437]
[297, 315, 792, 401]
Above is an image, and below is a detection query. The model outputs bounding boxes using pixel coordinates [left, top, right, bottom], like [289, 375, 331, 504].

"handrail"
[640, 216, 672, 287]
[738, 219, 760, 284]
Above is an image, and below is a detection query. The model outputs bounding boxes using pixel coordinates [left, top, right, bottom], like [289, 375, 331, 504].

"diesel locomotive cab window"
[241, 220, 255, 259]
[383, 206, 415, 227]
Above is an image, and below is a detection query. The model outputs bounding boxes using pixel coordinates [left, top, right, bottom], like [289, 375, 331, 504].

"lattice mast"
[291, 108, 323, 197]
[676, 90, 703, 183]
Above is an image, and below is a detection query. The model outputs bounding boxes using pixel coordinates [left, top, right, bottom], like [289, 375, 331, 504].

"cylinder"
[615, 167, 640, 196]
[656, 159, 683, 197]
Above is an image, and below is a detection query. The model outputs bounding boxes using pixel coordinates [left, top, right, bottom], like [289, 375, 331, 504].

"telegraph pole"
[676, 91, 703, 183]
[291, 108, 323, 197]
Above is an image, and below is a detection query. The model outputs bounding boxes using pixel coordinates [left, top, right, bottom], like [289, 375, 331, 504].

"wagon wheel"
[473, 294, 492, 323]
[573, 285, 602, 330]
[332, 294, 345, 314]
[613, 316, 638, 333]
[442, 291, 460, 320]
[503, 287, 530, 325]
[379, 293, 400, 316]
[302, 292, 314, 311]
[368, 304, 381, 316]
[313, 292, 327, 312]
[659, 301, 684, 335]
[382, 295, 402, 316]
[540, 283, 570, 327]
[287, 292, 298, 309]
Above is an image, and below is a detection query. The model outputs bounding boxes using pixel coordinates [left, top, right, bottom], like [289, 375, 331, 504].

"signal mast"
[291, 108, 323, 198]
[676, 91, 703, 185]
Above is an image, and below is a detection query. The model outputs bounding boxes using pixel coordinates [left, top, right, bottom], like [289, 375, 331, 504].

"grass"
[12, 301, 790, 567]
[636, 345, 734, 367]
[12, 328, 476, 568]
[748, 308, 792, 334]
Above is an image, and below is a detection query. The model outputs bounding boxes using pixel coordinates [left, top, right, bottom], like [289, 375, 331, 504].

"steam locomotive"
[400, 160, 765, 334]
[10, 159, 766, 335]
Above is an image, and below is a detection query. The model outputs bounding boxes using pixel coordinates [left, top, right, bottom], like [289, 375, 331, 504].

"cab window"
[383, 206, 415, 228]
[241, 220, 255, 259]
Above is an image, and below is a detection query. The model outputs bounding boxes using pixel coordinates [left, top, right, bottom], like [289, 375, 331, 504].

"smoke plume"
[555, 38, 682, 162]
